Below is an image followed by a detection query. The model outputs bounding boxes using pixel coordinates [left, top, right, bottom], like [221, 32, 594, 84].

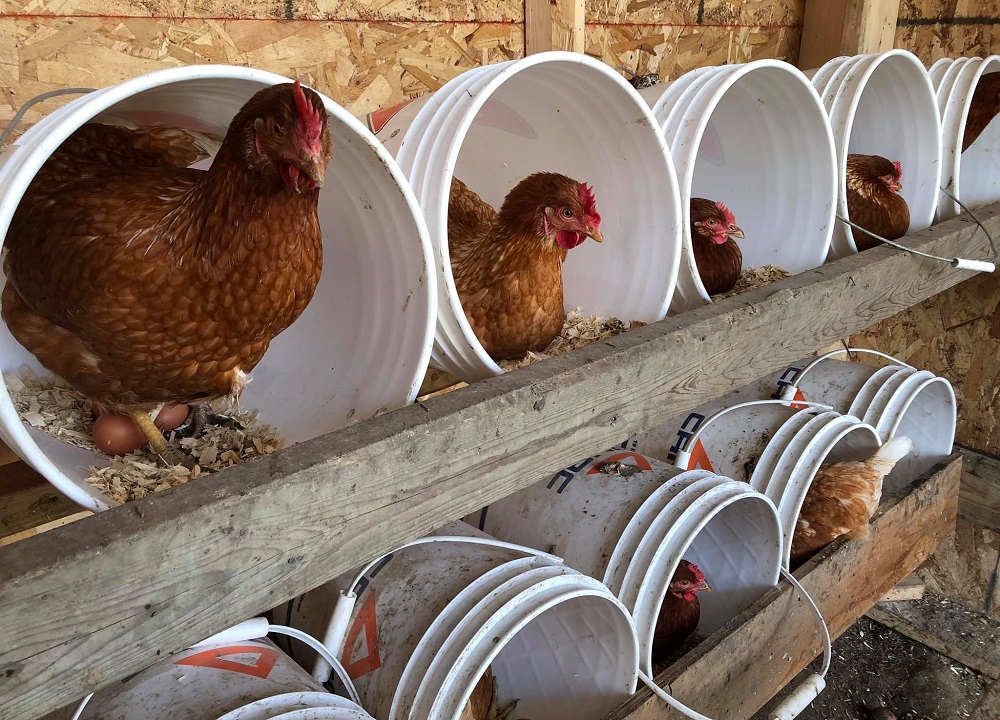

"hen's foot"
[127, 410, 195, 468]
[485, 677, 519, 720]
[172, 403, 245, 439]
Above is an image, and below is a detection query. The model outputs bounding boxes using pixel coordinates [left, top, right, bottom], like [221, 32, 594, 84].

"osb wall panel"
[895, 0, 1000, 62]
[0, 3, 522, 130]
[584, 0, 804, 81]
[848, 273, 1000, 453]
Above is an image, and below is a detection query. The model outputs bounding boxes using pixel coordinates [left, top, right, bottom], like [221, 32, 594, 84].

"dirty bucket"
[810, 50, 942, 260]
[365, 51, 683, 381]
[635, 396, 882, 568]
[768, 348, 956, 494]
[464, 448, 782, 678]
[928, 55, 1000, 220]
[0, 65, 437, 512]
[79, 638, 371, 720]
[284, 520, 639, 720]
[638, 60, 838, 311]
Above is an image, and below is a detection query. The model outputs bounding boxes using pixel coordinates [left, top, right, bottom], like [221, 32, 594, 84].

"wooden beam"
[0, 462, 82, 543]
[798, 0, 900, 71]
[524, 0, 553, 54]
[878, 573, 925, 602]
[605, 455, 960, 720]
[0, 205, 995, 720]
[525, 0, 584, 54]
[956, 445, 1000, 532]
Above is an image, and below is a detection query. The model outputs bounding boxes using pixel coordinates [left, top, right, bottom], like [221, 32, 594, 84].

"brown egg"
[92, 413, 147, 456]
[154, 403, 190, 431]
[92, 405, 189, 456]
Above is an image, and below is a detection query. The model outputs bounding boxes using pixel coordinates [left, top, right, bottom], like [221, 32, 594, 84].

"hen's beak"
[727, 227, 745, 241]
[298, 154, 327, 189]
[587, 226, 604, 243]
[699, 582, 713, 593]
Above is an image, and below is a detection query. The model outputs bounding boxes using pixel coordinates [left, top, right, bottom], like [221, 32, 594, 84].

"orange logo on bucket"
[586, 452, 652, 474]
[176, 644, 279, 679]
[787, 387, 808, 409]
[367, 98, 418, 135]
[685, 439, 715, 472]
[342, 591, 382, 679]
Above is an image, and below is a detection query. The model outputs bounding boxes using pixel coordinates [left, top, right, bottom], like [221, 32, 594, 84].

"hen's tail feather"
[866, 435, 914, 477]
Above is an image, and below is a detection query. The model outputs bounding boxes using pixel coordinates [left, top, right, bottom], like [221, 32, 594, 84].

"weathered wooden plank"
[605, 455, 961, 720]
[0, 462, 82, 542]
[798, 0, 899, 70]
[0, 206, 995, 720]
[956, 445, 1000, 532]
[879, 573, 926, 602]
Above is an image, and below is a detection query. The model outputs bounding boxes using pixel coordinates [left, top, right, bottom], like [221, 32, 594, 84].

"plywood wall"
[895, 0, 1000, 60]
[0, 0, 523, 128]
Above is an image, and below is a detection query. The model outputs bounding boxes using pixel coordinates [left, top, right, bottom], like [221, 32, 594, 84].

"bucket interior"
[840, 53, 941, 244]
[438, 58, 681, 375]
[0, 70, 434, 509]
[672, 495, 781, 635]
[688, 66, 836, 279]
[484, 593, 637, 720]
[959, 64, 1000, 210]
[884, 376, 956, 494]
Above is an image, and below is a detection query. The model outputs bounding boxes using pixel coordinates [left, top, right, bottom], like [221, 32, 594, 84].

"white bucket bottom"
[287, 521, 638, 720]
[0, 64, 435, 512]
[769, 353, 956, 495]
[80, 640, 369, 720]
[467, 448, 782, 675]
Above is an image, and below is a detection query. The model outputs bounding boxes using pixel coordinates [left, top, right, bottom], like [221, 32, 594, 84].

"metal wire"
[938, 185, 999, 260]
[0, 88, 96, 148]
[836, 214, 994, 269]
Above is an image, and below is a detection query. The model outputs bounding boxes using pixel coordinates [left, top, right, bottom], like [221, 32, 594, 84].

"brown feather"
[2, 83, 332, 413]
[448, 173, 595, 361]
[962, 72, 1000, 153]
[845, 154, 910, 251]
[690, 197, 743, 295]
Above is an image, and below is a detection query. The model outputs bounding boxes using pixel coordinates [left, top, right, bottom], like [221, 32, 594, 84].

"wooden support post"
[799, 0, 900, 70]
[525, 0, 584, 55]
[955, 445, 1000, 532]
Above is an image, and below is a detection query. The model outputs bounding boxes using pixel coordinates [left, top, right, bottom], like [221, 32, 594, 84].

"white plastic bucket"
[80, 639, 372, 720]
[464, 448, 782, 677]
[635, 396, 882, 568]
[638, 60, 838, 311]
[0, 65, 437, 512]
[768, 350, 956, 495]
[286, 521, 639, 720]
[367, 51, 683, 381]
[810, 50, 942, 260]
[929, 55, 1000, 220]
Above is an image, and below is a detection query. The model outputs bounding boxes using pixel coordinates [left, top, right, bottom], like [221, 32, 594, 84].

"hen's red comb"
[578, 182, 601, 224]
[714, 200, 736, 227]
[685, 562, 706, 585]
[293, 79, 324, 142]
[891, 160, 902, 179]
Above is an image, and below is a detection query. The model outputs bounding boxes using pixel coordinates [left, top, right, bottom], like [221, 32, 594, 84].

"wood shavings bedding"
[714, 265, 790, 299]
[499, 309, 645, 371]
[4, 366, 284, 504]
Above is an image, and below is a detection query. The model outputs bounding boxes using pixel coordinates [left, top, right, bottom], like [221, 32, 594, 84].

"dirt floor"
[754, 615, 993, 720]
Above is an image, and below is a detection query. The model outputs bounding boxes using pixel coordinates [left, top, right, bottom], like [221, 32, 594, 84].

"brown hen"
[448, 173, 604, 361]
[690, 198, 745, 296]
[651, 559, 711, 667]
[845, 154, 910, 251]
[962, 72, 1000, 153]
[2, 80, 332, 459]
[790, 436, 913, 566]
[460, 666, 519, 720]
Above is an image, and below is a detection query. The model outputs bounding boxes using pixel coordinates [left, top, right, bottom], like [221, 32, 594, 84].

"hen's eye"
[562, 208, 573, 218]
[707, 219, 716, 226]
[273, 123, 284, 135]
